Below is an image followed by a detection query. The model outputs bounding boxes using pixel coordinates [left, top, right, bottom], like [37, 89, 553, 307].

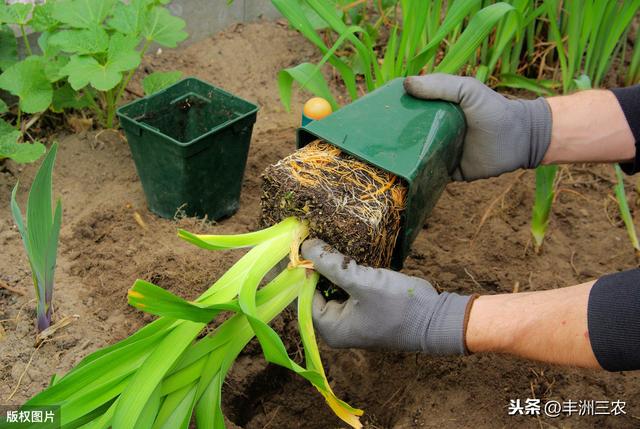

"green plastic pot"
[117, 77, 258, 220]
[297, 78, 466, 269]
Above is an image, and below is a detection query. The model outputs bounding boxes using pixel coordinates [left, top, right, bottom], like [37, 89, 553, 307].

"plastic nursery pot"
[297, 78, 466, 269]
[117, 77, 258, 220]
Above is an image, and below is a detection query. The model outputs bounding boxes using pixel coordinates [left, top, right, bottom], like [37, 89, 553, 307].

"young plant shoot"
[613, 164, 640, 255]
[11, 143, 62, 332]
[23, 218, 363, 428]
[530, 164, 556, 253]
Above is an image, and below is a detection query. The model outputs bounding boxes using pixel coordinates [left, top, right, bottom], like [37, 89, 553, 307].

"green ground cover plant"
[0, 0, 188, 134]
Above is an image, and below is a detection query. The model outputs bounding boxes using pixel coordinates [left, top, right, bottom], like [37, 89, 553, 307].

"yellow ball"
[303, 97, 332, 120]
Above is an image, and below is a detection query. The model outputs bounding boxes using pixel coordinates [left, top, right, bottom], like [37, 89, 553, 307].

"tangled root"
[261, 141, 406, 268]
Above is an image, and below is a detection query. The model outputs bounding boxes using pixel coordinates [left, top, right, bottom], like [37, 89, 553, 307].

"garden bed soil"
[1, 20, 640, 429]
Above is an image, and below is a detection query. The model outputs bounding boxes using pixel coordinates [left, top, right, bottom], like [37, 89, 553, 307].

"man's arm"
[301, 78, 640, 371]
[542, 90, 635, 164]
[466, 281, 600, 368]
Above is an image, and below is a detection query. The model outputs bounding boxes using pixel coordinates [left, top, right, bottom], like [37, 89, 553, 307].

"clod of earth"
[261, 140, 407, 269]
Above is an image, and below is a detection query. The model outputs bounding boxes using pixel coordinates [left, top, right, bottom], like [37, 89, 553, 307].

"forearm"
[541, 90, 635, 165]
[466, 281, 600, 368]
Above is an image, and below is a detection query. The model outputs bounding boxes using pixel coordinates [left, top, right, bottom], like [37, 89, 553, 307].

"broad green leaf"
[61, 34, 141, 91]
[108, 0, 149, 36]
[52, 0, 117, 29]
[0, 123, 46, 164]
[48, 27, 109, 55]
[0, 56, 53, 113]
[142, 71, 182, 95]
[142, 6, 188, 47]
[0, 98, 7, 113]
[278, 62, 338, 112]
[31, 2, 60, 32]
[1, 140, 47, 164]
[45, 56, 71, 83]
[0, 24, 17, 70]
[52, 83, 92, 112]
[0, 3, 33, 25]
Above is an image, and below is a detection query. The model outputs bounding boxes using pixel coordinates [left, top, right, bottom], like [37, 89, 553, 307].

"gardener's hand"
[403, 73, 552, 181]
[301, 239, 475, 354]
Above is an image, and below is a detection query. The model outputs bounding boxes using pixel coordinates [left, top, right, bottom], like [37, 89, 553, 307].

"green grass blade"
[531, 164, 557, 251]
[409, 0, 482, 75]
[277, 62, 338, 112]
[614, 164, 640, 253]
[435, 3, 517, 74]
[496, 73, 555, 96]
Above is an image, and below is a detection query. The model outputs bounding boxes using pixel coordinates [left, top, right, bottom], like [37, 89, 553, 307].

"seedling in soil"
[10, 143, 62, 332]
[613, 164, 640, 256]
[22, 218, 363, 428]
[530, 164, 556, 253]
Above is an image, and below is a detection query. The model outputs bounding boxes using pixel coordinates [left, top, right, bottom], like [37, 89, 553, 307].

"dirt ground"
[1, 20, 640, 429]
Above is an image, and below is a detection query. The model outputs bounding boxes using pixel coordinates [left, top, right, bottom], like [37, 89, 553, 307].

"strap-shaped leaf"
[128, 279, 239, 323]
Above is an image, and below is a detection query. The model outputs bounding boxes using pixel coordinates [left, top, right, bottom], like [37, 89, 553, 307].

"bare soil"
[1, 20, 640, 428]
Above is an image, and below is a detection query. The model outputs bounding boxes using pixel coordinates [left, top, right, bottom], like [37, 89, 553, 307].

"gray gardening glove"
[403, 73, 552, 181]
[301, 239, 476, 354]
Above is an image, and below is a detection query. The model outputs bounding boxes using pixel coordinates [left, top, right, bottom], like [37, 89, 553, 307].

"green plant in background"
[0, 6, 44, 164]
[0, 0, 188, 131]
[10, 143, 61, 333]
[526, 0, 639, 251]
[273, 0, 518, 110]
[142, 70, 183, 96]
[21, 218, 364, 428]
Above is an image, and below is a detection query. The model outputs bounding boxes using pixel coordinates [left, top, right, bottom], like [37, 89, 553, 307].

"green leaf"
[45, 56, 71, 83]
[573, 74, 592, 90]
[51, 83, 92, 112]
[142, 71, 182, 95]
[53, 0, 117, 29]
[0, 24, 17, 70]
[0, 3, 33, 25]
[496, 73, 555, 96]
[61, 34, 141, 91]
[0, 56, 53, 113]
[614, 163, 640, 252]
[277, 62, 338, 112]
[48, 27, 110, 55]
[0, 98, 7, 113]
[531, 164, 557, 250]
[127, 279, 238, 323]
[31, 2, 60, 32]
[108, 0, 149, 36]
[142, 6, 188, 47]
[0, 124, 46, 164]
[436, 3, 517, 74]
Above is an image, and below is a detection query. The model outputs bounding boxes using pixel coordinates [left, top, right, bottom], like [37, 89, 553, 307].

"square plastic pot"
[297, 78, 466, 269]
[117, 77, 258, 220]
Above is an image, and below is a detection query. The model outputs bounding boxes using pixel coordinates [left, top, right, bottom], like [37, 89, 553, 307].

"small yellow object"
[303, 97, 332, 120]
